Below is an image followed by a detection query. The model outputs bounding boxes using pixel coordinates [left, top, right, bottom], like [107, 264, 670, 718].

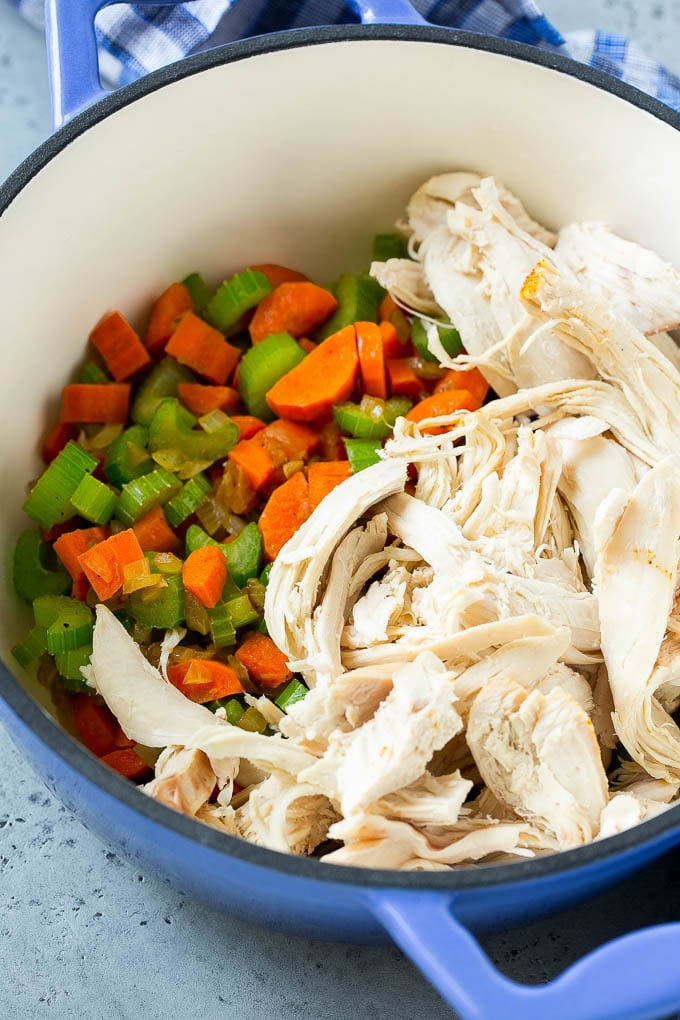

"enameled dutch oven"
[3, 2, 680, 1016]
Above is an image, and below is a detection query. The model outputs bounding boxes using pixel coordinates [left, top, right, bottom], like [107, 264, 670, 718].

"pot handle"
[369, 890, 680, 1020]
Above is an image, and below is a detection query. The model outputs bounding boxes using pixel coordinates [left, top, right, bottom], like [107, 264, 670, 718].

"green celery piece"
[275, 678, 308, 712]
[237, 705, 267, 733]
[207, 604, 237, 648]
[12, 528, 70, 604]
[182, 272, 212, 314]
[259, 563, 273, 587]
[257, 617, 269, 636]
[131, 357, 196, 427]
[237, 332, 306, 422]
[225, 699, 245, 726]
[205, 269, 272, 332]
[103, 425, 154, 487]
[372, 231, 407, 262]
[184, 522, 262, 587]
[55, 644, 92, 682]
[164, 473, 211, 528]
[115, 466, 182, 526]
[128, 572, 185, 629]
[333, 397, 413, 441]
[70, 474, 117, 525]
[11, 625, 49, 668]
[22, 441, 98, 528]
[343, 437, 382, 473]
[32, 595, 94, 655]
[224, 595, 259, 630]
[77, 360, 110, 384]
[148, 398, 238, 464]
[314, 273, 384, 341]
[411, 318, 463, 364]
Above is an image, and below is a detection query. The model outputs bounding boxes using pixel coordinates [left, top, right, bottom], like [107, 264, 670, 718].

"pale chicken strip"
[235, 775, 338, 855]
[143, 747, 216, 816]
[467, 678, 608, 846]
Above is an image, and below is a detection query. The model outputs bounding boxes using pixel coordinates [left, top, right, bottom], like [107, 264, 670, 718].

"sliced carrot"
[60, 383, 131, 423]
[386, 358, 423, 397]
[145, 282, 194, 356]
[379, 319, 405, 359]
[167, 658, 244, 703]
[249, 263, 308, 288]
[308, 461, 352, 512]
[356, 320, 387, 399]
[177, 382, 240, 416]
[132, 505, 180, 553]
[379, 293, 398, 322]
[249, 282, 338, 344]
[234, 631, 293, 689]
[89, 311, 151, 381]
[228, 438, 276, 491]
[42, 421, 78, 464]
[266, 325, 358, 422]
[54, 526, 109, 599]
[77, 528, 145, 601]
[182, 545, 227, 609]
[259, 470, 310, 561]
[406, 389, 479, 434]
[230, 415, 266, 440]
[434, 367, 490, 405]
[165, 311, 240, 385]
[260, 419, 320, 462]
[72, 695, 132, 757]
[298, 338, 317, 354]
[100, 748, 152, 780]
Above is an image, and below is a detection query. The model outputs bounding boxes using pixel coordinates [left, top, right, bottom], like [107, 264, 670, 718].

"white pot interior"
[2, 35, 680, 711]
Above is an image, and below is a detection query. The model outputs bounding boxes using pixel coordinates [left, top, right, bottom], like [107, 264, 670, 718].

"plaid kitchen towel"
[11, 0, 680, 108]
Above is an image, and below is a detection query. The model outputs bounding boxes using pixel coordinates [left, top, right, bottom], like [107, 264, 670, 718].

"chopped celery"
[70, 474, 117, 525]
[411, 318, 463, 363]
[225, 699, 245, 725]
[182, 272, 212, 314]
[224, 594, 259, 630]
[12, 528, 70, 603]
[314, 273, 384, 341]
[146, 551, 183, 575]
[77, 360, 110, 384]
[11, 625, 48, 668]
[127, 572, 185, 629]
[115, 466, 182, 526]
[148, 398, 238, 464]
[237, 705, 267, 734]
[205, 269, 272, 332]
[257, 617, 269, 636]
[131, 357, 195, 427]
[22, 441, 98, 528]
[333, 396, 412, 440]
[275, 678, 308, 712]
[259, 563, 273, 587]
[372, 231, 407, 262]
[103, 425, 154, 487]
[55, 644, 92, 682]
[31, 595, 94, 655]
[237, 332, 306, 421]
[164, 473, 211, 528]
[343, 437, 382, 473]
[207, 604, 237, 648]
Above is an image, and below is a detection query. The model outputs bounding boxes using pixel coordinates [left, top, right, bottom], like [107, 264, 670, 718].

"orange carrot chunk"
[298, 338, 317, 354]
[145, 282, 194, 356]
[234, 631, 293, 689]
[249, 282, 338, 344]
[182, 545, 227, 609]
[406, 389, 479, 434]
[72, 694, 131, 758]
[379, 320, 405, 359]
[132, 505, 180, 553]
[266, 325, 358, 422]
[356, 321, 387, 400]
[228, 438, 276, 491]
[386, 358, 423, 397]
[259, 470, 310, 561]
[165, 311, 240, 385]
[54, 526, 109, 598]
[60, 383, 131, 423]
[177, 382, 240, 416]
[260, 419, 320, 462]
[167, 658, 245, 703]
[89, 311, 151, 381]
[434, 367, 490, 405]
[100, 748, 152, 780]
[230, 415, 266, 440]
[249, 264, 308, 288]
[77, 528, 145, 601]
[308, 461, 352, 512]
[378, 293, 398, 322]
[42, 421, 78, 464]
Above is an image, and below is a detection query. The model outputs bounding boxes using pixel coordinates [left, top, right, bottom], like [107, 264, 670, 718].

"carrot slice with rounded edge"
[77, 528, 145, 601]
[230, 415, 266, 440]
[100, 748, 151, 780]
[259, 419, 320, 462]
[166, 312, 240, 384]
[72, 695, 125, 757]
[145, 283, 194, 356]
[406, 389, 479, 434]
[249, 264, 308, 288]
[132, 505, 180, 553]
[434, 367, 490, 405]
[182, 545, 227, 608]
[266, 325, 358, 422]
[177, 382, 240, 416]
[379, 319, 406, 359]
[167, 659, 244, 703]
[259, 470, 310, 561]
[89, 311, 151, 381]
[60, 384, 131, 423]
[356, 321, 387, 399]
[228, 438, 276, 491]
[249, 282, 338, 344]
[234, 631, 293, 689]
[386, 358, 423, 397]
[308, 461, 352, 512]
[54, 526, 109, 597]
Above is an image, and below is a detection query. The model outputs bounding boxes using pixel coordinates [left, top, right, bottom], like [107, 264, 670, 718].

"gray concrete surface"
[3, 2, 680, 1018]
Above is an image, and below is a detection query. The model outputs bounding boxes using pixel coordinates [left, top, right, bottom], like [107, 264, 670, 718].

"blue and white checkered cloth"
[11, 0, 680, 109]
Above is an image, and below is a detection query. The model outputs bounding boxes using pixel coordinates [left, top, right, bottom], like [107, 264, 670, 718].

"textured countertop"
[3, 3, 680, 1018]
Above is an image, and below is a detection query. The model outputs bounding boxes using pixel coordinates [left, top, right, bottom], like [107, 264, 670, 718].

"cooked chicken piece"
[467, 677, 608, 846]
[244, 694, 285, 730]
[453, 626, 570, 706]
[538, 662, 595, 717]
[143, 746, 216, 816]
[194, 803, 238, 835]
[235, 774, 338, 855]
[595, 459, 680, 780]
[372, 771, 473, 827]
[649, 631, 680, 716]
[554, 221, 680, 334]
[264, 458, 408, 670]
[369, 257, 443, 317]
[648, 331, 680, 372]
[597, 789, 676, 840]
[345, 545, 423, 609]
[344, 563, 411, 649]
[300, 652, 462, 816]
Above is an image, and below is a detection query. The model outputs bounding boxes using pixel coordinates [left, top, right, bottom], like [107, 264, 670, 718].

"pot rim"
[3, 22, 680, 893]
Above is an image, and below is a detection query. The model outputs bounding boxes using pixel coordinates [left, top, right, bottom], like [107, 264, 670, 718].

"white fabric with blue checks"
[10, 0, 680, 108]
